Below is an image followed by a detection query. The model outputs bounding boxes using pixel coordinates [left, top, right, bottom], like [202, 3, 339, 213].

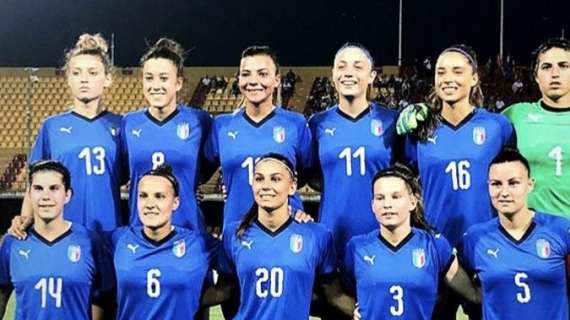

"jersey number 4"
[34, 277, 63, 308]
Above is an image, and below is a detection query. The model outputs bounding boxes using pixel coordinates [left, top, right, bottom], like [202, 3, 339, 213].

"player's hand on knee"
[8, 215, 34, 240]
[292, 208, 314, 223]
[396, 103, 429, 135]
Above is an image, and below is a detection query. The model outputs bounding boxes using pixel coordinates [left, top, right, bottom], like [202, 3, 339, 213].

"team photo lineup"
[0, 28, 569, 320]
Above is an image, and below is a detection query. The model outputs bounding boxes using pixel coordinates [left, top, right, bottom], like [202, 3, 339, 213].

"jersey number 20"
[255, 267, 283, 298]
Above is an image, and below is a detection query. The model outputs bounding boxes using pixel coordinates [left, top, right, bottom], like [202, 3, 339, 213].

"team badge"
[173, 240, 186, 258]
[536, 239, 551, 258]
[472, 127, 486, 145]
[273, 126, 286, 143]
[370, 119, 383, 137]
[290, 234, 303, 253]
[176, 122, 190, 140]
[412, 248, 426, 268]
[67, 245, 81, 263]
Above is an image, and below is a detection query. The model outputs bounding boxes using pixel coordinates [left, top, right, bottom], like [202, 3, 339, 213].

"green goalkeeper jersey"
[503, 101, 570, 217]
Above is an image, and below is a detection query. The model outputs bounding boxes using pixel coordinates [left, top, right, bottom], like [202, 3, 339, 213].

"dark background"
[0, 0, 568, 67]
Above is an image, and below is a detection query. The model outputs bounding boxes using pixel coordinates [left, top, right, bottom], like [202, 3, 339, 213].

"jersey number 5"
[514, 272, 531, 303]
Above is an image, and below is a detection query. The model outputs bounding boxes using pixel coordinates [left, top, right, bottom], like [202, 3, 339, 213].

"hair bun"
[76, 33, 109, 54]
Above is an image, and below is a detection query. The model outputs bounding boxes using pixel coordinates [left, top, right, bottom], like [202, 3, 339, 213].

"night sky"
[0, 0, 568, 67]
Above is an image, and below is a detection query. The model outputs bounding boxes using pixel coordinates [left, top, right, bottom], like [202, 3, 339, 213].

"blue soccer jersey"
[0, 224, 113, 320]
[30, 111, 123, 231]
[204, 107, 313, 228]
[344, 228, 454, 320]
[219, 219, 336, 320]
[121, 105, 212, 231]
[405, 108, 514, 246]
[308, 103, 400, 258]
[460, 212, 570, 320]
[108, 226, 215, 320]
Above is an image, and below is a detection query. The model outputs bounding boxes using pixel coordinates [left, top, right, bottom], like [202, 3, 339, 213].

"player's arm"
[10, 193, 34, 240]
[200, 272, 236, 307]
[444, 256, 481, 304]
[0, 285, 13, 318]
[319, 273, 356, 317]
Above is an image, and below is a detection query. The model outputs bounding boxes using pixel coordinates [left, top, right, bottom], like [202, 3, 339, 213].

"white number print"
[514, 272, 531, 303]
[445, 160, 471, 190]
[34, 277, 63, 308]
[151, 152, 165, 170]
[339, 147, 366, 176]
[241, 156, 261, 186]
[78, 146, 106, 175]
[255, 267, 284, 298]
[389, 285, 404, 316]
[548, 146, 563, 177]
[147, 269, 161, 298]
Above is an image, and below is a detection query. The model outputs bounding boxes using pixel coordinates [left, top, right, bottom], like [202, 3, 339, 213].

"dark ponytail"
[236, 204, 258, 239]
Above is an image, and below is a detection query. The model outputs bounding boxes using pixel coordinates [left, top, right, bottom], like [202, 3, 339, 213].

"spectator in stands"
[308, 42, 401, 319]
[120, 38, 214, 232]
[12, 33, 123, 235]
[502, 38, 570, 216]
[512, 77, 524, 94]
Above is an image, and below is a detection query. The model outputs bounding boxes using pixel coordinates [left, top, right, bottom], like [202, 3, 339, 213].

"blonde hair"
[63, 33, 112, 73]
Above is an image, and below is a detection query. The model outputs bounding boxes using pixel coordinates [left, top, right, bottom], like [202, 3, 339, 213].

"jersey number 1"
[34, 277, 63, 308]
[339, 147, 366, 176]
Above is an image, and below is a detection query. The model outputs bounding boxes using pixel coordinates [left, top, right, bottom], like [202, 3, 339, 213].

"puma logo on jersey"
[324, 128, 336, 136]
[227, 131, 239, 140]
[363, 255, 376, 265]
[131, 129, 142, 137]
[241, 240, 253, 250]
[427, 135, 438, 144]
[527, 113, 543, 122]
[59, 127, 72, 134]
[486, 248, 499, 258]
[127, 244, 139, 254]
[18, 249, 31, 259]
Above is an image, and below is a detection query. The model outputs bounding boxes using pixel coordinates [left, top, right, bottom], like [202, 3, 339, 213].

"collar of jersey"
[70, 110, 109, 122]
[335, 105, 370, 123]
[540, 100, 570, 113]
[439, 107, 478, 131]
[497, 220, 536, 245]
[242, 108, 277, 128]
[254, 217, 293, 237]
[144, 107, 180, 127]
[140, 228, 178, 247]
[378, 229, 415, 252]
[29, 224, 73, 247]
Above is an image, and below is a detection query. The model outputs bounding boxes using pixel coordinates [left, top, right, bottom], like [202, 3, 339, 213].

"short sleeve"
[203, 118, 220, 166]
[296, 120, 314, 169]
[342, 238, 357, 292]
[403, 135, 418, 170]
[432, 233, 454, 276]
[217, 229, 236, 275]
[29, 121, 50, 163]
[316, 227, 337, 275]
[457, 232, 474, 273]
[0, 236, 13, 286]
[90, 232, 115, 298]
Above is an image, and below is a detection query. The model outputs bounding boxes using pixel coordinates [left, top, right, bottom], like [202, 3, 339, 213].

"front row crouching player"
[345, 164, 480, 320]
[0, 160, 114, 320]
[107, 165, 220, 320]
[460, 148, 570, 320]
[218, 153, 356, 319]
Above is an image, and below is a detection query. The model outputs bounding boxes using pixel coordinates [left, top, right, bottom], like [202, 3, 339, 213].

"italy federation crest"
[173, 240, 186, 258]
[110, 127, 119, 137]
[472, 126, 486, 145]
[412, 248, 426, 268]
[177, 122, 190, 140]
[536, 239, 551, 258]
[273, 126, 286, 143]
[370, 119, 383, 137]
[67, 245, 81, 263]
[290, 234, 303, 253]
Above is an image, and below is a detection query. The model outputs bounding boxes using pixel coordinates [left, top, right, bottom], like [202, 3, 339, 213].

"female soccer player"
[344, 164, 479, 320]
[219, 153, 355, 319]
[308, 43, 400, 261]
[0, 161, 113, 319]
[121, 38, 212, 232]
[204, 46, 312, 229]
[16, 33, 122, 233]
[503, 38, 570, 216]
[460, 148, 570, 320]
[108, 165, 216, 320]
